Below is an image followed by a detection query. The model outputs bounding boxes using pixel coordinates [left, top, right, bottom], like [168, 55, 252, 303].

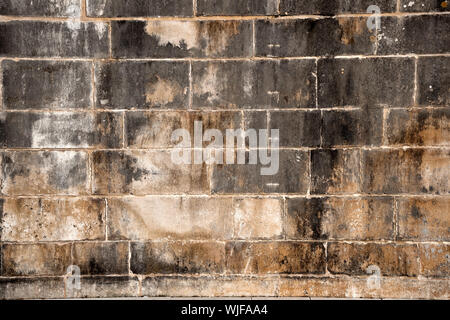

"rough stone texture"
[95, 61, 189, 109]
[87, 0, 193, 17]
[1, 197, 105, 242]
[192, 60, 316, 108]
[386, 108, 450, 146]
[362, 149, 449, 194]
[285, 197, 394, 240]
[72, 242, 129, 275]
[0, 112, 122, 148]
[2, 60, 92, 110]
[131, 241, 225, 274]
[0, 0, 81, 17]
[0, 1, 448, 300]
[279, 0, 397, 15]
[397, 197, 450, 241]
[327, 243, 420, 276]
[318, 58, 415, 107]
[0, 22, 109, 58]
[112, 20, 252, 58]
[418, 57, 450, 106]
[1, 151, 88, 195]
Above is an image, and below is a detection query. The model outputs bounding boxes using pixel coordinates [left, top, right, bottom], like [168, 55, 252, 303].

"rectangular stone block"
[362, 149, 450, 194]
[87, 0, 193, 17]
[255, 18, 376, 57]
[2, 60, 91, 110]
[285, 197, 394, 240]
[318, 58, 415, 107]
[322, 108, 383, 146]
[92, 150, 209, 195]
[197, 0, 278, 15]
[397, 197, 450, 241]
[400, 0, 449, 12]
[279, 0, 397, 15]
[0, 277, 65, 300]
[418, 57, 450, 106]
[66, 276, 140, 298]
[211, 150, 309, 194]
[192, 60, 316, 108]
[0, 21, 109, 58]
[419, 244, 449, 278]
[225, 241, 326, 274]
[232, 198, 283, 239]
[72, 242, 129, 275]
[269, 110, 321, 147]
[131, 241, 225, 274]
[107, 196, 234, 240]
[111, 20, 252, 58]
[378, 15, 450, 54]
[385, 108, 450, 146]
[142, 276, 279, 297]
[311, 149, 361, 194]
[0, 0, 81, 16]
[95, 61, 189, 109]
[327, 242, 420, 276]
[0, 112, 122, 148]
[125, 111, 241, 148]
[1, 243, 71, 276]
[279, 277, 449, 299]
[1, 198, 106, 242]
[1, 151, 88, 195]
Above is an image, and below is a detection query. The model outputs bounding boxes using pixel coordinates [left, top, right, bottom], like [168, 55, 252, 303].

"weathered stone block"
[0, 112, 122, 148]
[211, 150, 309, 194]
[192, 60, 316, 108]
[131, 241, 225, 274]
[72, 242, 129, 275]
[322, 108, 383, 146]
[418, 57, 450, 106]
[378, 16, 450, 54]
[95, 61, 189, 109]
[232, 198, 283, 239]
[311, 149, 361, 194]
[419, 244, 449, 278]
[197, 0, 278, 15]
[92, 150, 209, 195]
[397, 197, 450, 241]
[285, 197, 394, 240]
[2, 60, 91, 109]
[142, 276, 279, 297]
[327, 242, 420, 276]
[125, 111, 241, 148]
[0, 277, 65, 300]
[1, 151, 88, 195]
[225, 241, 326, 274]
[255, 18, 376, 57]
[279, 0, 397, 15]
[386, 108, 450, 146]
[107, 196, 234, 240]
[1, 198, 105, 241]
[2, 243, 71, 276]
[362, 149, 450, 194]
[318, 58, 415, 107]
[66, 276, 140, 298]
[400, 0, 449, 12]
[111, 20, 252, 58]
[0, 21, 109, 57]
[269, 111, 321, 147]
[0, 0, 81, 16]
[87, 0, 193, 17]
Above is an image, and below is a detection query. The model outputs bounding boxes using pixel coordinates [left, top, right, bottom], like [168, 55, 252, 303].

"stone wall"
[0, 0, 448, 299]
